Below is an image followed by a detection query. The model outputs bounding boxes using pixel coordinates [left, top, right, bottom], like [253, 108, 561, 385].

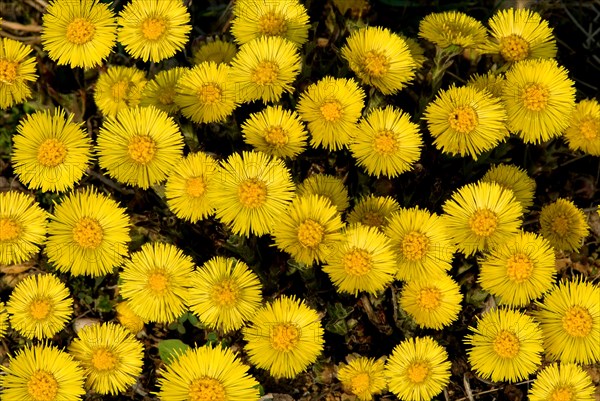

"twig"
[0, 30, 41, 44]
[359, 294, 393, 335]
[463, 375, 475, 401]
[0, 20, 42, 33]
[24, 0, 46, 13]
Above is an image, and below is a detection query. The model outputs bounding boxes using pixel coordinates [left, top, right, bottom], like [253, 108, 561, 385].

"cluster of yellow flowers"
[0, 1, 599, 401]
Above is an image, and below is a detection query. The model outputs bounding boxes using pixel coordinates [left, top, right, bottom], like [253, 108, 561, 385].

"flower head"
[0, 38, 37, 109]
[193, 37, 237, 65]
[465, 308, 543, 382]
[539, 198, 589, 252]
[97, 105, 184, 189]
[347, 195, 401, 231]
[157, 345, 260, 401]
[42, 0, 117, 69]
[385, 336, 451, 401]
[0, 302, 8, 338]
[115, 301, 145, 335]
[12, 109, 92, 192]
[402, 35, 427, 69]
[338, 357, 386, 401]
[0, 191, 47, 265]
[564, 99, 600, 155]
[6, 274, 72, 339]
[528, 363, 595, 401]
[140, 67, 187, 115]
[117, 0, 191, 62]
[189, 256, 262, 333]
[243, 295, 324, 379]
[481, 164, 536, 211]
[467, 71, 505, 98]
[45, 188, 130, 276]
[120, 242, 195, 323]
[93, 66, 147, 117]
[69, 322, 144, 395]
[296, 76, 365, 150]
[419, 11, 487, 49]
[442, 182, 522, 256]
[424, 85, 508, 159]
[341, 26, 416, 94]
[534, 279, 600, 364]
[297, 174, 349, 213]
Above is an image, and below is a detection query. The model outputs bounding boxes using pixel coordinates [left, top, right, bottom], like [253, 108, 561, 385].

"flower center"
[66, 17, 96, 45]
[189, 377, 226, 401]
[258, 11, 287, 36]
[197, 83, 222, 104]
[402, 231, 430, 261]
[37, 138, 67, 167]
[148, 272, 169, 295]
[158, 87, 176, 105]
[417, 287, 442, 310]
[550, 215, 570, 237]
[562, 306, 593, 337]
[579, 117, 599, 140]
[0, 59, 19, 84]
[407, 361, 430, 384]
[111, 80, 130, 100]
[270, 322, 300, 352]
[186, 177, 207, 198]
[320, 100, 343, 122]
[521, 83, 550, 112]
[343, 247, 373, 276]
[297, 219, 325, 248]
[92, 348, 118, 371]
[350, 372, 371, 396]
[264, 125, 289, 148]
[373, 129, 398, 154]
[237, 178, 268, 209]
[448, 105, 478, 133]
[27, 370, 58, 401]
[361, 212, 385, 228]
[468, 209, 498, 237]
[0, 217, 21, 242]
[29, 299, 51, 320]
[72, 217, 104, 249]
[362, 50, 389, 78]
[211, 279, 239, 307]
[141, 17, 167, 41]
[128, 135, 156, 165]
[499, 34, 530, 62]
[506, 253, 534, 283]
[493, 330, 520, 359]
[251, 61, 279, 85]
[550, 386, 574, 401]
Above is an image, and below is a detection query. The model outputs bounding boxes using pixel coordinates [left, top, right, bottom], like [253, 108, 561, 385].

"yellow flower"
[243, 295, 324, 379]
[539, 198, 589, 252]
[272, 195, 345, 265]
[140, 67, 187, 115]
[424, 85, 508, 159]
[296, 76, 365, 151]
[42, 0, 117, 69]
[402, 35, 427, 69]
[120, 242, 195, 323]
[189, 256, 262, 332]
[341, 26, 416, 94]
[93, 66, 147, 117]
[384, 207, 456, 281]
[350, 106, 422, 178]
[385, 336, 451, 401]
[97, 105, 184, 189]
[6, 274, 72, 339]
[323, 224, 397, 296]
[338, 356, 387, 401]
[534, 279, 600, 364]
[242, 105, 308, 159]
[467, 71, 505, 98]
[231, 0, 309, 46]
[400, 274, 462, 330]
[209, 151, 295, 237]
[347, 195, 401, 231]
[45, 188, 130, 276]
[442, 182, 522, 256]
[465, 308, 543, 382]
[480, 164, 536, 211]
[115, 301, 145, 335]
[483, 8, 556, 63]
[165, 151, 219, 223]
[297, 174, 350, 213]
[12, 109, 92, 192]
[157, 345, 260, 401]
[69, 322, 144, 395]
[0, 38, 37, 109]
[528, 363, 595, 401]
[230, 36, 301, 103]
[193, 36, 237, 65]
[0, 344, 85, 401]
[503, 59, 576, 143]
[0, 191, 47, 265]
[478, 231, 555, 307]
[117, 0, 191, 62]
[419, 11, 487, 49]
[564, 99, 600, 155]
[174, 62, 238, 124]
[0, 302, 8, 338]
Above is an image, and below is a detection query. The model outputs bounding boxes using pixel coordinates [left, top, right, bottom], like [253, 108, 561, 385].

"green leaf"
[158, 339, 190, 364]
